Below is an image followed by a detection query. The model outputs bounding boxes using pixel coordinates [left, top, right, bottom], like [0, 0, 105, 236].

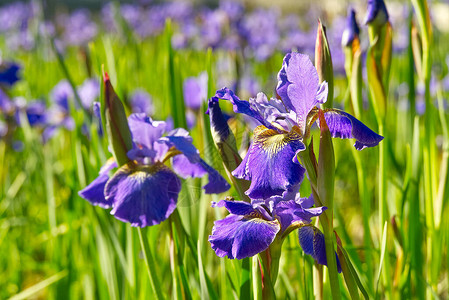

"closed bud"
[315, 20, 334, 108]
[102, 69, 133, 167]
[341, 8, 360, 48]
[206, 97, 250, 200]
[364, 0, 389, 27]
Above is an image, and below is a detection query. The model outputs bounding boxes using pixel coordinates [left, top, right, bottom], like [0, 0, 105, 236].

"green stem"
[313, 263, 323, 300]
[137, 227, 163, 300]
[259, 250, 276, 300]
[321, 216, 341, 300]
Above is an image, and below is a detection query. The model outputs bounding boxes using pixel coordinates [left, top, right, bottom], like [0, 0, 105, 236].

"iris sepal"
[104, 161, 181, 227]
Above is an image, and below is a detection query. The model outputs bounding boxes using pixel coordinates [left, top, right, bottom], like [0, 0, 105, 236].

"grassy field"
[1, 1, 449, 299]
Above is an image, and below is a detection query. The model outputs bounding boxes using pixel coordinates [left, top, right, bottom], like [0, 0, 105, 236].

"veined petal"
[199, 160, 231, 194]
[128, 113, 166, 150]
[276, 52, 324, 130]
[172, 155, 231, 194]
[209, 214, 280, 259]
[214, 88, 275, 130]
[232, 126, 306, 199]
[298, 226, 342, 272]
[105, 162, 181, 227]
[79, 159, 117, 208]
[78, 173, 111, 208]
[213, 200, 257, 216]
[320, 109, 384, 150]
[158, 128, 201, 163]
[172, 154, 207, 178]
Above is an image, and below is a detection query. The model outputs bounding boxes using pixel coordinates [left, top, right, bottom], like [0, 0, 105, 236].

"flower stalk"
[317, 110, 341, 300]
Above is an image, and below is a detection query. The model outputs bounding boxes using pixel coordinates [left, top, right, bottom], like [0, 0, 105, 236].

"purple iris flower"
[239, 9, 280, 61]
[130, 89, 153, 115]
[0, 89, 13, 113]
[0, 62, 21, 87]
[213, 52, 383, 200]
[79, 113, 230, 227]
[16, 99, 47, 127]
[50, 80, 73, 111]
[58, 9, 98, 47]
[183, 72, 208, 110]
[78, 78, 100, 109]
[209, 195, 333, 265]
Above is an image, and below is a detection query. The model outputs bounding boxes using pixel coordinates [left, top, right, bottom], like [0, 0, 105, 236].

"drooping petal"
[276, 52, 325, 130]
[298, 226, 342, 272]
[172, 155, 231, 194]
[79, 173, 111, 208]
[158, 128, 200, 163]
[104, 162, 181, 227]
[274, 199, 326, 232]
[172, 154, 207, 178]
[79, 159, 117, 208]
[209, 214, 280, 259]
[232, 126, 306, 199]
[199, 160, 231, 194]
[320, 109, 384, 150]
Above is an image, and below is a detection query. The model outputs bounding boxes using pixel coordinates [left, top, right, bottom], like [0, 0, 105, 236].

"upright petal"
[128, 113, 166, 150]
[320, 109, 384, 150]
[276, 52, 325, 130]
[232, 126, 306, 199]
[105, 162, 181, 227]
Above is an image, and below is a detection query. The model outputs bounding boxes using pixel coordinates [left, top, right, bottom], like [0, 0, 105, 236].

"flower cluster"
[207, 52, 383, 267]
[79, 77, 230, 227]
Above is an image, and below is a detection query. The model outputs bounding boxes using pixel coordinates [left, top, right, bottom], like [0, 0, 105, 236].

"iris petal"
[105, 162, 181, 227]
[276, 53, 325, 130]
[172, 155, 230, 194]
[214, 88, 275, 130]
[209, 214, 280, 259]
[128, 113, 166, 151]
[274, 200, 326, 232]
[298, 226, 342, 272]
[232, 126, 306, 199]
[78, 159, 117, 208]
[159, 128, 201, 163]
[213, 200, 257, 216]
[321, 109, 384, 150]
